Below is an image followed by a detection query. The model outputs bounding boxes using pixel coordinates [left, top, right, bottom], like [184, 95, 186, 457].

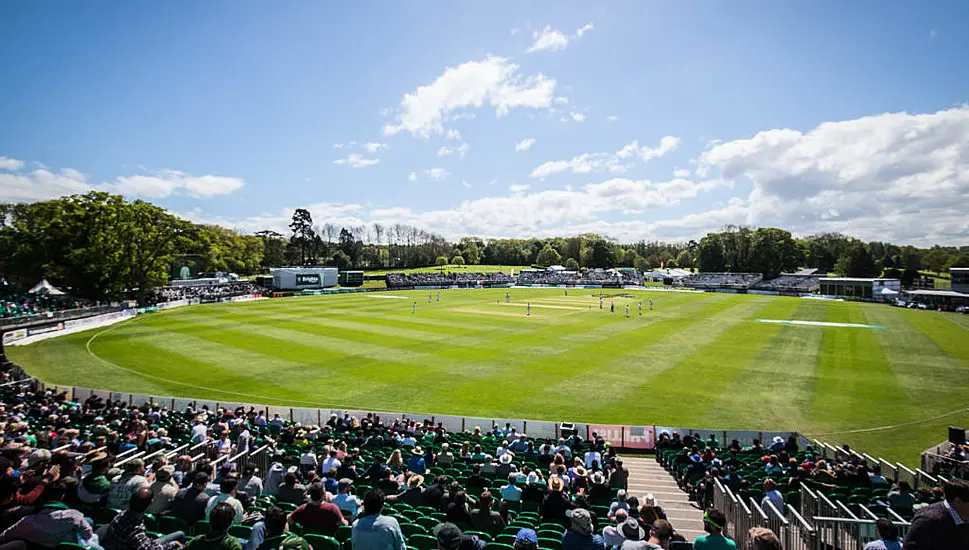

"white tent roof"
[547, 265, 566, 271]
[879, 287, 899, 295]
[28, 279, 66, 295]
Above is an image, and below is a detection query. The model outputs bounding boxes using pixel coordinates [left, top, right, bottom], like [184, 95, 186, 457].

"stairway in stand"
[623, 456, 706, 541]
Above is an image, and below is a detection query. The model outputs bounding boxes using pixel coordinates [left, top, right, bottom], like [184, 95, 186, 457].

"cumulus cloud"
[381, 56, 556, 137]
[446, 129, 462, 141]
[515, 138, 536, 152]
[673, 168, 691, 178]
[437, 143, 469, 158]
[0, 162, 246, 202]
[509, 184, 530, 193]
[408, 171, 417, 182]
[0, 156, 25, 171]
[569, 112, 586, 122]
[333, 154, 380, 168]
[527, 26, 569, 53]
[530, 136, 680, 179]
[575, 23, 594, 38]
[363, 142, 389, 153]
[692, 106, 969, 244]
[108, 170, 246, 199]
[426, 168, 451, 180]
[606, 115, 619, 122]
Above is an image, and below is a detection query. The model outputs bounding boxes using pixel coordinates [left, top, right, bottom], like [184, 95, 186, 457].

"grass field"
[9, 288, 969, 463]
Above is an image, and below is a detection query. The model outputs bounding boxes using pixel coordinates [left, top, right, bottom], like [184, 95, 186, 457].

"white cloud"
[510, 27, 520, 36]
[527, 26, 570, 53]
[333, 143, 345, 149]
[606, 115, 619, 122]
[575, 23, 594, 38]
[408, 171, 417, 182]
[426, 168, 451, 180]
[673, 168, 691, 178]
[0, 163, 246, 202]
[509, 184, 530, 193]
[333, 154, 380, 168]
[530, 136, 680, 178]
[446, 129, 462, 141]
[570, 112, 586, 122]
[0, 156, 25, 171]
[108, 169, 246, 198]
[381, 56, 556, 137]
[553, 97, 569, 105]
[515, 138, 537, 152]
[363, 142, 389, 153]
[462, 180, 472, 189]
[693, 106, 969, 245]
[437, 143, 469, 158]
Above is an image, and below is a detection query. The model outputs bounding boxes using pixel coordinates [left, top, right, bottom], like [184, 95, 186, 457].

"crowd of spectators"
[752, 276, 820, 293]
[517, 270, 622, 286]
[1, 292, 95, 322]
[385, 272, 512, 288]
[679, 273, 763, 290]
[656, 431, 969, 548]
[0, 366, 708, 550]
[148, 282, 262, 305]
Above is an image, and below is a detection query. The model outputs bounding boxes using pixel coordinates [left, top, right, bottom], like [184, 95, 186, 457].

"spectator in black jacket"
[171, 474, 211, 525]
[903, 478, 969, 549]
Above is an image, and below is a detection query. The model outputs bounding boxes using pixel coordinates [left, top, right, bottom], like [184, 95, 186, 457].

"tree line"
[2, 193, 967, 302]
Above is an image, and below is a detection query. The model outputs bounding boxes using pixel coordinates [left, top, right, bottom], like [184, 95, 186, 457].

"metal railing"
[813, 517, 909, 550]
[249, 445, 271, 476]
[115, 451, 146, 467]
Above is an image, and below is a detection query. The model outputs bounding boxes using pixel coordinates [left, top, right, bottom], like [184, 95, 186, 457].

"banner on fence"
[623, 426, 656, 449]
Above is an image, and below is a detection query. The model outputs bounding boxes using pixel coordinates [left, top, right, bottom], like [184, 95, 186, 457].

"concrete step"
[621, 456, 705, 542]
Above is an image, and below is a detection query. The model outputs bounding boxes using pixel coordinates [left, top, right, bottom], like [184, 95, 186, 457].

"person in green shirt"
[693, 508, 738, 550]
[185, 503, 243, 550]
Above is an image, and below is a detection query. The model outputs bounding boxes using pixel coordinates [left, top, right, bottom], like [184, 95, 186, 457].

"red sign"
[623, 426, 656, 449]
[587, 424, 623, 446]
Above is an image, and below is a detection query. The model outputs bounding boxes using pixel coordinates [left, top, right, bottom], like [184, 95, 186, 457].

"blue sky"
[1, 1, 967, 245]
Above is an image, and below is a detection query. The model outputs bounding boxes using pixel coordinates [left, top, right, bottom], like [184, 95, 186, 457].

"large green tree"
[535, 244, 562, 267]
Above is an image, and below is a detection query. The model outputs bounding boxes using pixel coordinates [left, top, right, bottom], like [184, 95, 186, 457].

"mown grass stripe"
[701, 298, 827, 430]
[809, 301, 904, 428]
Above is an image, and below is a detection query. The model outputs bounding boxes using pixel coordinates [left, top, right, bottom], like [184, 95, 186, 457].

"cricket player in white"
[625, 304, 629, 317]
[412, 301, 416, 314]
[649, 299, 654, 310]
[638, 302, 643, 316]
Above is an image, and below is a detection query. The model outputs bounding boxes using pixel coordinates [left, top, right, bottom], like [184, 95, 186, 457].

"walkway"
[623, 456, 706, 541]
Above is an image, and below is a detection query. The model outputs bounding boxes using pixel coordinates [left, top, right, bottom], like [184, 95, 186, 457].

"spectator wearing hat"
[407, 447, 426, 475]
[746, 527, 781, 550]
[205, 476, 244, 525]
[101, 486, 184, 550]
[352, 489, 405, 550]
[398, 475, 425, 507]
[563, 508, 606, 550]
[514, 528, 538, 550]
[902, 477, 969, 549]
[110, 458, 150, 509]
[542, 476, 573, 523]
[616, 517, 648, 550]
[501, 473, 522, 503]
[497, 453, 518, 478]
[602, 509, 629, 548]
[185, 502, 243, 550]
[470, 491, 505, 537]
[147, 465, 179, 515]
[693, 508, 736, 549]
[289, 482, 346, 535]
[0, 480, 96, 549]
[333, 478, 363, 518]
[434, 522, 486, 550]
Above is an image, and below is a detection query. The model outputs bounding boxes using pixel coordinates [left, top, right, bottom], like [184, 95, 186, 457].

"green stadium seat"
[193, 520, 211, 536]
[304, 534, 341, 550]
[335, 525, 353, 543]
[408, 534, 439, 550]
[538, 538, 562, 550]
[400, 524, 427, 538]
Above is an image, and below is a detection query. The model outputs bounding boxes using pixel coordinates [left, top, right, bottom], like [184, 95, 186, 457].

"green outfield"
[9, 288, 969, 463]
